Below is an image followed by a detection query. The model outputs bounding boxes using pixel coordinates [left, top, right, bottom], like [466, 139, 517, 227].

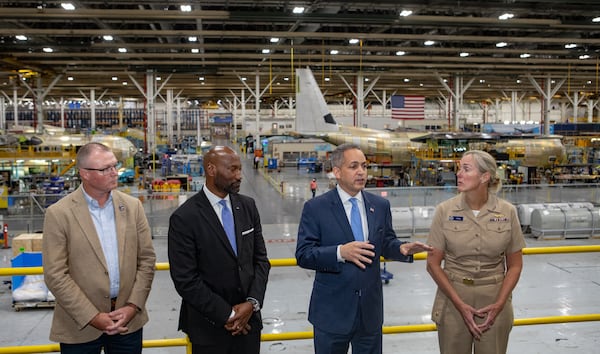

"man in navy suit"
[168, 146, 270, 354]
[296, 143, 432, 354]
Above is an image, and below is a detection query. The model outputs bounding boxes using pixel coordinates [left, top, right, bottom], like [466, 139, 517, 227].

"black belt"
[110, 297, 117, 311]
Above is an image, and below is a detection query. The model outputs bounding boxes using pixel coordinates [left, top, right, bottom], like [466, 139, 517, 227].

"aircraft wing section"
[295, 68, 338, 134]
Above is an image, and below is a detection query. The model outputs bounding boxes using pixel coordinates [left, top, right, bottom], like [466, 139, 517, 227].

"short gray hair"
[330, 143, 361, 168]
[76, 142, 111, 168]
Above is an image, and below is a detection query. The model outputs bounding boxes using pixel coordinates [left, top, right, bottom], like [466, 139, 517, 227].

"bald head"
[204, 146, 242, 197]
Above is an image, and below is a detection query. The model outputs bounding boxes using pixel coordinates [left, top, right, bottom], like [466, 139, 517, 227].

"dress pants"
[59, 328, 143, 354]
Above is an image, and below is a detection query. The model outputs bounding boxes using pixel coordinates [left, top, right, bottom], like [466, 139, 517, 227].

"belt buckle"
[462, 278, 474, 285]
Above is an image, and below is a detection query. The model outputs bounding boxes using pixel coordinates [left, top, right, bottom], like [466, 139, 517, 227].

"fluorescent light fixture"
[42, 47, 53, 53]
[403, 78, 410, 82]
[198, 76, 205, 81]
[118, 48, 127, 53]
[67, 76, 74, 81]
[424, 40, 435, 46]
[61, 3, 75, 10]
[241, 77, 247, 81]
[399, 10, 413, 17]
[364, 78, 369, 82]
[498, 13, 514, 20]
[520, 53, 530, 58]
[103, 35, 114, 41]
[479, 79, 486, 83]
[156, 77, 161, 81]
[459, 52, 470, 57]
[122, 81, 127, 85]
[262, 49, 270, 54]
[588, 80, 593, 84]
[593, 16, 600, 22]
[579, 54, 591, 59]
[496, 42, 508, 47]
[16, 35, 27, 41]
[324, 77, 330, 82]
[396, 50, 406, 56]
[330, 49, 339, 55]
[564, 43, 577, 49]
[180, 5, 192, 12]
[516, 79, 522, 83]
[188, 36, 197, 42]
[270, 37, 279, 43]
[283, 77, 289, 81]
[112, 76, 118, 81]
[349, 38, 359, 44]
[191, 48, 199, 53]
[292, 7, 305, 14]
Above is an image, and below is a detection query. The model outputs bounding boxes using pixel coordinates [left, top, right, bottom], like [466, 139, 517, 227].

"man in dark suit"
[296, 143, 432, 354]
[168, 145, 270, 354]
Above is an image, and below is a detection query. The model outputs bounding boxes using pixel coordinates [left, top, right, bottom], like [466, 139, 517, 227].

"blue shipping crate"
[11, 252, 43, 290]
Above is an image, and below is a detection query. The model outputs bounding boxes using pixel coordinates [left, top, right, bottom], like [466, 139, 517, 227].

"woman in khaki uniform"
[426, 150, 525, 354]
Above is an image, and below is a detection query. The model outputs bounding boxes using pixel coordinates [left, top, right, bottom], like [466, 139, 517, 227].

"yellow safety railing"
[1, 245, 599, 353]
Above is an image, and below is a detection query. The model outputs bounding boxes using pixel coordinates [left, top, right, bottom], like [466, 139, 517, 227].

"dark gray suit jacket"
[168, 188, 270, 345]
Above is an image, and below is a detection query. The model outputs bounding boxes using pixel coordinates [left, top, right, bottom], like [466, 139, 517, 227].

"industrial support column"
[528, 74, 565, 135]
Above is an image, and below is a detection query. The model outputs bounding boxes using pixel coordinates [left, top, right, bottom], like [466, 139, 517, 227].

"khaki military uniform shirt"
[427, 193, 525, 278]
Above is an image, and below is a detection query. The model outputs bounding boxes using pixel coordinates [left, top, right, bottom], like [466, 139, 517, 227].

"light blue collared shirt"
[82, 189, 120, 298]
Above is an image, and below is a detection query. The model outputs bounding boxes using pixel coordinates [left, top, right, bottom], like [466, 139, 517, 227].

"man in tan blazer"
[43, 142, 156, 354]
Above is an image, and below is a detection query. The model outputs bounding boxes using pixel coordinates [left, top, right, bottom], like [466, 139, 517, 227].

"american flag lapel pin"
[369, 207, 375, 213]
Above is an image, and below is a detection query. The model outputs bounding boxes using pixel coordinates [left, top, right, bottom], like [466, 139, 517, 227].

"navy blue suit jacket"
[295, 189, 412, 334]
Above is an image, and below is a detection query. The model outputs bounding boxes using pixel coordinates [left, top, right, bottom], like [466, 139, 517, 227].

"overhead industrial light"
[262, 49, 270, 54]
[564, 43, 577, 49]
[270, 37, 279, 43]
[198, 76, 204, 81]
[42, 47, 53, 53]
[349, 38, 359, 44]
[459, 52, 470, 57]
[330, 49, 339, 55]
[496, 42, 508, 47]
[156, 77, 161, 81]
[180, 5, 192, 12]
[403, 78, 410, 82]
[103, 35, 114, 41]
[396, 50, 406, 56]
[112, 76, 118, 81]
[424, 40, 435, 46]
[292, 7, 305, 14]
[520, 53, 531, 58]
[579, 54, 591, 59]
[118, 48, 127, 53]
[498, 13, 514, 20]
[191, 48, 199, 53]
[16, 35, 27, 41]
[122, 81, 128, 85]
[61, 2, 75, 10]
[188, 36, 198, 42]
[593, 16, 600, 22]
[67, 76, 74, 81]
[324, 77, 330, 82]
[399, 10, 413, 17]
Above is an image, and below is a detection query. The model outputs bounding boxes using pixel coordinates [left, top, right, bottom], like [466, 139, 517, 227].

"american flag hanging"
[391, 95, 425, 120]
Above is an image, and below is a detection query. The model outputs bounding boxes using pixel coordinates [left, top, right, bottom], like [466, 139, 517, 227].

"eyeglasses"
[81, 162, 122, 175]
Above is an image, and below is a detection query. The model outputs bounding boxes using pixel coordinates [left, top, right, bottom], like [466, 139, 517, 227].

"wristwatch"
[246, 297, 260, 312]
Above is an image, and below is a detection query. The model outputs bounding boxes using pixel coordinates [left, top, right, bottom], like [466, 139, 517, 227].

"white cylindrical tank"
[412, 206, 436, 236]
[518, 203, 545, 227]
[530, 206, 598, 239]
[391, 207, 413, 238]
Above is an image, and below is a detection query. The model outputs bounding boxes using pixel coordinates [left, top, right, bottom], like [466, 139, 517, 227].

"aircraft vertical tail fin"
[295, 68, 338, 133]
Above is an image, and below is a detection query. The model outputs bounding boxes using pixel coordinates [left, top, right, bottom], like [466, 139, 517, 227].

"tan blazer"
[43, 186, 156, 344]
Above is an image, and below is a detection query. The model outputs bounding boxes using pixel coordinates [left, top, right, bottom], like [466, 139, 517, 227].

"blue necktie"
[350, 198, 364, 242]
[219, 200, 237, 255]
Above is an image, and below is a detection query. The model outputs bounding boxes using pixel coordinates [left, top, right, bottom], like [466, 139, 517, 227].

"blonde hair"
[462, 150, 502, 194]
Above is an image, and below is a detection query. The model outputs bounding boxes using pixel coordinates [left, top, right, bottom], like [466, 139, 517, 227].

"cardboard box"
[12, 233, 44, 257]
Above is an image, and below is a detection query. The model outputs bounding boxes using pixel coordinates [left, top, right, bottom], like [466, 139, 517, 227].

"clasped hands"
[341, 241, 432, 269]
[459, 302, 502, 340]
[90, 305, 138, 335]
[224, 301, 253, 336]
